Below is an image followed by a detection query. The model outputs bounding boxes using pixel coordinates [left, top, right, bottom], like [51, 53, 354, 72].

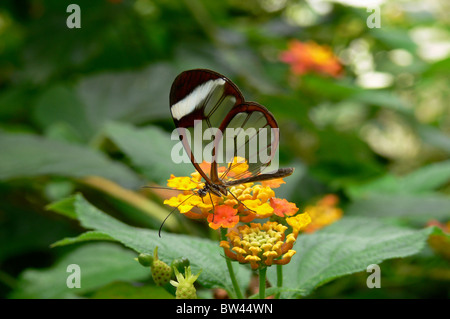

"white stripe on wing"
[171, 78, 225, 120]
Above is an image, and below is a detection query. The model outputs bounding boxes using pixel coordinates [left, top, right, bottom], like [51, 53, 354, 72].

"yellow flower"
[253, 186, 275, 203]
[303, 194, 343, 233]
[167, 175, 199, 190]
[228, 156, 249, 175]
[286, 212, 312, 236]
[242, 199, 274, 217]
[220, 221, 303, 269]
[163, 193, 202, 214]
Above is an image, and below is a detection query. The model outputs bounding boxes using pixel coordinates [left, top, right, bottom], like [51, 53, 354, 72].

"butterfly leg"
[209, 192, 216, 223]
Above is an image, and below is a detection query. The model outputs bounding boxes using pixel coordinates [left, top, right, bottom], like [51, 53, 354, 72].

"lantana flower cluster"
[280, 39, 343, 78]
[163, 157, 312, 269]
[303, 194, 343, 233]
[221, 213, 311, 269]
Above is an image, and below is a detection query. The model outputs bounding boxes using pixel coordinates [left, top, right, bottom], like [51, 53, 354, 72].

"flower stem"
[275, 264, 282, 299]
[259, 267, 267, 299]
[221, 228, 244, 299]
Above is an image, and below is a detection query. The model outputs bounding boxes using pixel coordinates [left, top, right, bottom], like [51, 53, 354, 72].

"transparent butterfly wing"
[212, 102, 280, 184]
[169, 69, 244, 183]
[169, 69, 282, 185]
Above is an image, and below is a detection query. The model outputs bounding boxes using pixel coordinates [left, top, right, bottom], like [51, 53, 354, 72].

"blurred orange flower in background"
[280, 40, 343, 78]
[303, 194, 343, 233]
[426, 220, 450, 260]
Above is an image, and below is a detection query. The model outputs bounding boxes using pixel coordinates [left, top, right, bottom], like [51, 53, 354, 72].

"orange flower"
[208, 205, 239, 230]
[270, 197, 299, 217]
[261, 178, 285, 189]
[317, 194, 340, 207]
[427, 219, 450, 260]
[280, 40, 343, 78]
[303, 194, 343, 233]
[427, 220, 450, 233]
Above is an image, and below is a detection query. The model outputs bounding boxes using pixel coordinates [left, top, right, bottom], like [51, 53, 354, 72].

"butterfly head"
[197, 187, 208, 198]
[197, 183, 227, 198]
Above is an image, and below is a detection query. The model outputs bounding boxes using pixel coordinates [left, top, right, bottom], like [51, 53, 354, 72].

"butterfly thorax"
[198, 183, 227, 198]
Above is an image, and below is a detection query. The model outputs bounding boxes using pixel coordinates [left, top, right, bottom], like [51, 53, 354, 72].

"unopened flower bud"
[170, 266, 201, 299]
[137, 253, 154, 267]
[150, 247, 172, 286]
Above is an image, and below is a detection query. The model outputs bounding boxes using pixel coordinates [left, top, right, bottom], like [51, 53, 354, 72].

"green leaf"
[345, 194, 450, 222]
[310, 129, 383, 187]
[45, 194, 78, 219]
[417, 125, 450, 155]
[51, 231, 116, 248]
[10, 243, 150, 299]
[0, 133, 141, 188]
[47, 190, 180, 232]
[104, 122, 192, 183]
[51, 194, 251, 294]
[268, 217, 439, 298]
[76, 64, 176, 129]
[0, 87, 29, 121]
[369, 28, 417, 51]
[301, 74, 361, 100]
[0, 199, 75, 262]
[259, 94, 312, 128]
[402, 160, 450, 192]
[270, 161, 307, 201]
[347, 160, 450, 198]
[31, 64, 177, 141]
[423, 57, 450, 77]
[353, 90, 411, 114]
[33, 85, 93, 141]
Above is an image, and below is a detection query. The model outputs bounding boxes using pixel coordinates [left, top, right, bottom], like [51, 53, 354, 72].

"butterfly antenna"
[142, 185, 196, 192]
[142, 175, 203, 192]
[158, 193, 197, 238]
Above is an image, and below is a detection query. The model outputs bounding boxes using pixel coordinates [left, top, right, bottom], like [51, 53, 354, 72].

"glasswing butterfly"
[158, 69, 294, 235]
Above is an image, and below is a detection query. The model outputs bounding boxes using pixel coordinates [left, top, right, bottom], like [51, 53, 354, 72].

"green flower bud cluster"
[170, 266, 202, 299]
[137, 247, 193, 288]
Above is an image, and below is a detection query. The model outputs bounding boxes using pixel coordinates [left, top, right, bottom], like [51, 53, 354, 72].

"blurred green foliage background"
[0, 0, 449, 298]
